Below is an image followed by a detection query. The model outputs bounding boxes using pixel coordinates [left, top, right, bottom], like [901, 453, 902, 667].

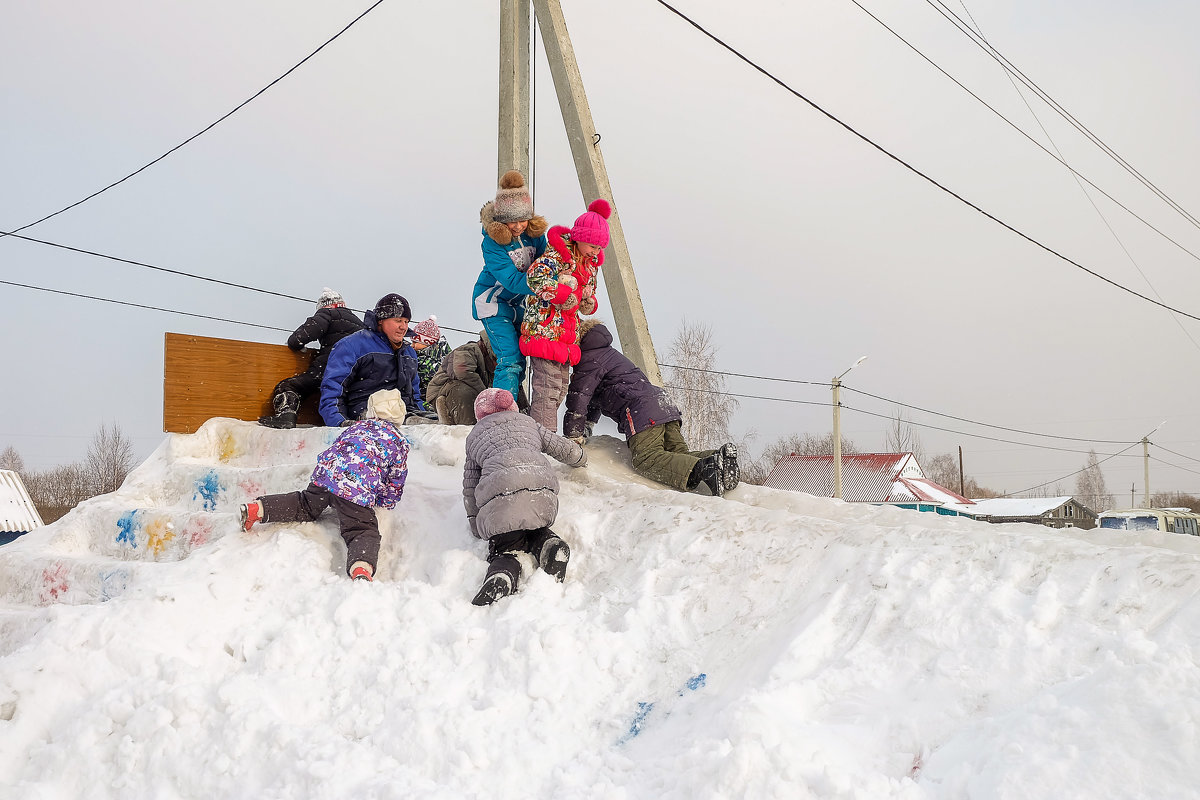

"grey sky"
[4, 0, 1200, 500]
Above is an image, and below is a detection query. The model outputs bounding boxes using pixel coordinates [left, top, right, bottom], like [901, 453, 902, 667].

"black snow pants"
[258, 483, 380, 575]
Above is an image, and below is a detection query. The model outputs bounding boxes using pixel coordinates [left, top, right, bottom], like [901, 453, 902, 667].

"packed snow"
[2, 419, 1199, 799]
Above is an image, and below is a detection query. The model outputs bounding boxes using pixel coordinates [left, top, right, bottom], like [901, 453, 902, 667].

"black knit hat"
[373, 293, 412, 324]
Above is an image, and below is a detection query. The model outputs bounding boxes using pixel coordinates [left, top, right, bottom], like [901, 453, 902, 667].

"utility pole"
[958, 445, 964, 497]
[832, 356, 867, 500]
[1143, 436, 1150, 508]
[497, 0, 531, 181]
[528, 0, 661, 384]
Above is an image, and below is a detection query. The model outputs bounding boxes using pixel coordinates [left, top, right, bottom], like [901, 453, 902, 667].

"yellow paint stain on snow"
[146, 517, 175, 558]
[217, 430, 239, 462]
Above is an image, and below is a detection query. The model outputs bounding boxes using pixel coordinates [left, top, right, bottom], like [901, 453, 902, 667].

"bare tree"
[86, 422, 135, 495]
[23, 463, 93, 523]
[0, 445, 24, 474]
[663, 320, 738, 450]
[1075, 450, 1111, 514]
[1151, 491, 1200, 512]
[884, 408, 925, 466]
[924, 452, 960, 490]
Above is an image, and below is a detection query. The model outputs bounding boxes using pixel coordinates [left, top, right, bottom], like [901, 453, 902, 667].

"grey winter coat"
[462, 410, 587, 539]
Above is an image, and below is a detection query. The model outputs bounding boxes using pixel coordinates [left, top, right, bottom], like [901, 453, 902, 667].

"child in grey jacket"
[462, 388, 587, 605]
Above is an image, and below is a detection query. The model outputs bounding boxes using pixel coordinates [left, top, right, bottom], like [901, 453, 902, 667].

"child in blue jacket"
[470, 170, 547, 400]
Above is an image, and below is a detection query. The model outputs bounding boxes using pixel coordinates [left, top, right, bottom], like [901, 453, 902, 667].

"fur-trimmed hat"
[492, 170, 534, 223]
[410, 315, 441, 344]
[480, 170, 549, 246]
[373, 293, 412, 324]
[365, 389, 407, 423]
[473, 387, 518, 420]
[571, 199, 612, 248]
[316, 287, 344, 310]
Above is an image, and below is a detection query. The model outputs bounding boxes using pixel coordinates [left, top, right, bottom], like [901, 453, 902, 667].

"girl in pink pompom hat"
[519, 198, 611, 431]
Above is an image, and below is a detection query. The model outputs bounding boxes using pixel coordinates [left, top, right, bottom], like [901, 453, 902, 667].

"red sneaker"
[239, 501, 264, 532]
[349, 562, 374, 582]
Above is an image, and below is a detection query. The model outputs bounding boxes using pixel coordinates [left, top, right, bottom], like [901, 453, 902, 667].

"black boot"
[687, 451, 725, 497]
[525, 527, 570, 583]
[720, 443, 740, 492]
[472, 553, 520, 606]
[259, 390, 300, 429]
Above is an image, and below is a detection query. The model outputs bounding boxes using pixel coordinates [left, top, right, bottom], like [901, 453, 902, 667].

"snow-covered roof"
[966, 496, 1075, 518]
[763, 453, 971, 508]
[0, 469, 43, 533]
[764, 453, 920, 500]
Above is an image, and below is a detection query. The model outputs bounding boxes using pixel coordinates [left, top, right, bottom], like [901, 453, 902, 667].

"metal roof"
[0, 470, 44, 534]
[765, 453, 917, 500]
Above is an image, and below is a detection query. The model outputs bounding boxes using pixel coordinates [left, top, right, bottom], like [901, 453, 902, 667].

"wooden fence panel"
[163, 332, 323, 433]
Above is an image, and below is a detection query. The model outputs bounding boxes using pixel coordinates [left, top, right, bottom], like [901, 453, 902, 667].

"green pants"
[627, 421, 715, 491]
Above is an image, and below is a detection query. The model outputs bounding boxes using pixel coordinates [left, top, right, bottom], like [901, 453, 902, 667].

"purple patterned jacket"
[310, 419, 410, 509]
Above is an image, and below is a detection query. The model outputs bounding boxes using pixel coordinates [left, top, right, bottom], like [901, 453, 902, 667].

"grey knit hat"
[492, 170, 534, 223]
[316, 287, 344, 310]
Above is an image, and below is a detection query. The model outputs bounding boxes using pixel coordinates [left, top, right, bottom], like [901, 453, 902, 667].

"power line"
[0, 279, 290, 332]
[3, 229, 313, 304]
[661, 362, 827, 387]
[997, 439, 1142, 498]
[662, 361, 1136, 446]
[647, 0, 1200, 323]
[843, 0, 1200, 269]
[923, 0, 1200, 233]
[663, 383, 1137, 456]
[0, 0, 387, 238]
[1, 229, 479, 336]
[841, 385, 1135, 445]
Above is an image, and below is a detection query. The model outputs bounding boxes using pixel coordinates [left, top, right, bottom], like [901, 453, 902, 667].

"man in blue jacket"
[319, 293, 425, 427]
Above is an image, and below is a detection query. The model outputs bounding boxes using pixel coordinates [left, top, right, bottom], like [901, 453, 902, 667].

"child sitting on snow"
[238, 389, 410, 581]
[563, 320, 739, 497]
[462, 388, 586, 605]
[407, 315, 452, 403]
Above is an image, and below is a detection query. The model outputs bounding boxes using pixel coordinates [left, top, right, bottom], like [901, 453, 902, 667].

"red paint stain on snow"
[183, 516, 214, 548]
[40, 563, 70, 603]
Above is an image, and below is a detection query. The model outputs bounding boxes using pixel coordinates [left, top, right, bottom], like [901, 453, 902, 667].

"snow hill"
[2, 419, 1200, 799]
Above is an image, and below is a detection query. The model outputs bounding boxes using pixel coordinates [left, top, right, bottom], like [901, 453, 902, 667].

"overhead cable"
[924, 0, 1200, 232]
[0, 279, 290, 332]
[997, 440, 1142, 498]
[648, 0, 1200, 323]
[845, 0, 1200, 268]
[0, 0, 387, 238]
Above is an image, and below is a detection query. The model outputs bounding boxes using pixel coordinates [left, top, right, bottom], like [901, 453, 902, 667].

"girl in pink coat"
[519, 199, 610, 431]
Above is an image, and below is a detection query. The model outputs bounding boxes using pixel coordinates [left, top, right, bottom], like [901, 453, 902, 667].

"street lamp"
[833, 355, 868, 500]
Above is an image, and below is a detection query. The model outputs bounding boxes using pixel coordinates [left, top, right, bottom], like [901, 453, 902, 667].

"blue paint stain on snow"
[99, 569, 129, 601]
[194, 471, 221, 511]
[624, 702, 655, 741]
[116, 510, 141, 548]
[620, 673, 707, 744]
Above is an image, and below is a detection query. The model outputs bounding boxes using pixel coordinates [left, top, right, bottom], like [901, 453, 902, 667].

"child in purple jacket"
[239, 389, 410, 581]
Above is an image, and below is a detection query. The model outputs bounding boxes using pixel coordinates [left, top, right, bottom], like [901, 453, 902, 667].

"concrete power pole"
[498, 0, 531, 181]
[1143, 436, 1150, 508]
[528, 0, 661, 385]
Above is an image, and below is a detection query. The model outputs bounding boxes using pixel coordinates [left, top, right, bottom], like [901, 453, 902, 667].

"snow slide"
[1, 419, 1199, 799]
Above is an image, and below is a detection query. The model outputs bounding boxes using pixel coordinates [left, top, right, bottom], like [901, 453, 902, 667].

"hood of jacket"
[577, 319, 612, 350]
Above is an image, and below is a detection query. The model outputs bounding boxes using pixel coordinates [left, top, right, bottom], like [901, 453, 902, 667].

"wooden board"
[163, 332, 323, 433]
